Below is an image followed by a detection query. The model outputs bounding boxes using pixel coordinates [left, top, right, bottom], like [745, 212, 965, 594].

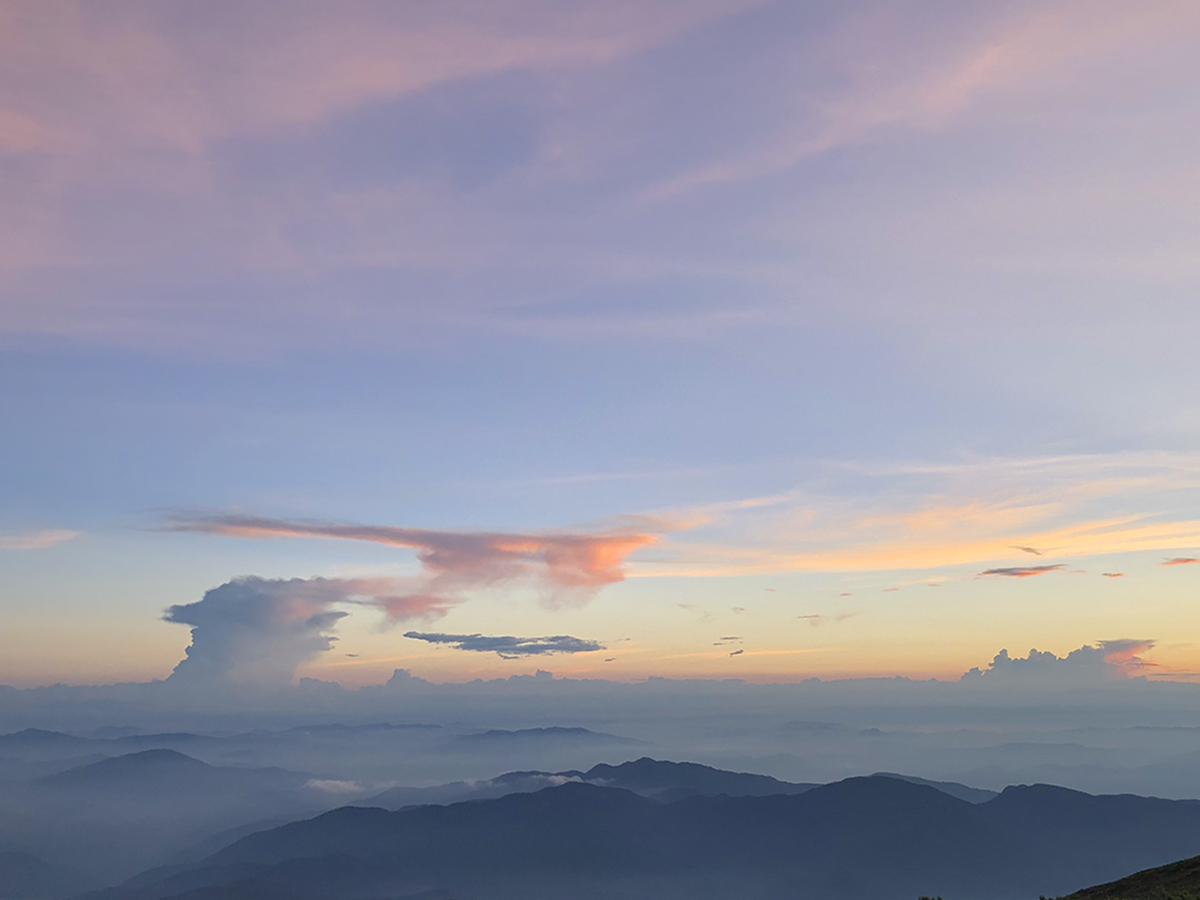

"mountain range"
[362, 756, 817, 808]
[83, 774, 1200, 900]
[0, 749, 333, 888]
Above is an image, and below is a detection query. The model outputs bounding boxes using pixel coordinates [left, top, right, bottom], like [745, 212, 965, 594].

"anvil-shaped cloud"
[165, 512, 657, 608]
[164, 575, 448, 687]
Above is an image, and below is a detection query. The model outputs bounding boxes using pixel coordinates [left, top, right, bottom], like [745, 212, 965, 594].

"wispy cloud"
[165, 511, 657, 608]
[643, 2, 1200, 199]
[1162, 557, 1200, 566]
[797, 612, 857, 627]
[0, 1, 754, 155]
[635, 452, 1200, 577]
[0, 529, 79, 550]
[1010, 544, 1043, 556]
[403, 631, 604, 659]
[979, 564, 1065, 578]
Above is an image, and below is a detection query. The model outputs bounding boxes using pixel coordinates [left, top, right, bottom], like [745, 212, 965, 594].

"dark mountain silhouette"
[148, 883, 458, 900]
[0, 850, 91, 900]
[172, 819, 305, 866]
[281, 723, 442, 735]
[363, 757, 817, 809]
[872, 771, 998, 803]
[581, 757, 815, 800]
[1060, 853, 1200, 900]
[80, 776, 1200, 900]
[361, 772, 563, 810]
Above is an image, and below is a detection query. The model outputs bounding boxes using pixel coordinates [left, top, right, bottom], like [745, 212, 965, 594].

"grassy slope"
[1062, 855, 1200, 900]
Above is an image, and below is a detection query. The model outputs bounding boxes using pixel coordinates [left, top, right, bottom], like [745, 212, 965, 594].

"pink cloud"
[1162, 557, 1199, 566]
[0, 1, 756, 154]
[0, 529, 80, 550]
[165, 511, 656, 608]
[1101, 639, 1158, 676]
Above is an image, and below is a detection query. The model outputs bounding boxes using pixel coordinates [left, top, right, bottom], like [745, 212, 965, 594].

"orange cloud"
[165, 512, 656, 607]
[646, 515, 1200, 577]
[1101, 639, 1158, 676]
[1162, 557, 1200, 566]
[631, 452, 1200, 578]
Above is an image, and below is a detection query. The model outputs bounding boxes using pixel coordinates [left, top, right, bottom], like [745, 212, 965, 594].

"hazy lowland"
[6, 645, 1200, 899]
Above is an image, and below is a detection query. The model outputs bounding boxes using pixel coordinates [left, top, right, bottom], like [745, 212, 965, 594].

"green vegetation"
[1056, 855, 1200, 900]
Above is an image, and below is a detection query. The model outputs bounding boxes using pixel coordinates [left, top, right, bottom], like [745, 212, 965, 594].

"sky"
[1, 0, 1199, 689]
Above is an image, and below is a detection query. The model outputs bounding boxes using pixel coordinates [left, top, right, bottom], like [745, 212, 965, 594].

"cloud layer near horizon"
[403, 631, 605, 659]
[964, 640, 1157, 684]
[164, 576, 448, 687]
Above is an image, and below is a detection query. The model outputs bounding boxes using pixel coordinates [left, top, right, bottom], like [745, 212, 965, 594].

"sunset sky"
[2, 0, 1199, 687]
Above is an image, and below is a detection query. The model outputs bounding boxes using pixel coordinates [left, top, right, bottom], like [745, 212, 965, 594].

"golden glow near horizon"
[2, 3, 1199, 689]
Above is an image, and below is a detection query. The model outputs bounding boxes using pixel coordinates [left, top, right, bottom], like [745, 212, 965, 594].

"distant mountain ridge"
[39, 749, 311, 795]
[871, 771, 999, 803]
[362, 756, 818, 809]
[83, 776, 1200, 900]
[0, 750, 338, 888]
[453, 726, 646, 745]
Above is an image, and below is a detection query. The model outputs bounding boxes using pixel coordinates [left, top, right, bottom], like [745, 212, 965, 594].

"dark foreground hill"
[1061, 854, 1200, 900]
[83, 776, 1200, 900]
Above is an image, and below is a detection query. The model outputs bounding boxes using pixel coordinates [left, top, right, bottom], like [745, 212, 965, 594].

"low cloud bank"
[963, 639, 1156, 684]
[403, 631, 605, 659]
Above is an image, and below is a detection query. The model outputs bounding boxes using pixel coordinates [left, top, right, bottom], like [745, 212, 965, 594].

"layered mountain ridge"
[82, 773, 1200, 900]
